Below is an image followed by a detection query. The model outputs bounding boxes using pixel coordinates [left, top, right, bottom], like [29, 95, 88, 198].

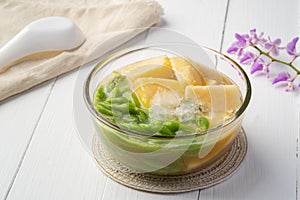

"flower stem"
[289, 55, 298, 64]
[252, 45, 300, 75]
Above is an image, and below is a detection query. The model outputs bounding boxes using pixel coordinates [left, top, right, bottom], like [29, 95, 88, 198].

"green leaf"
[95, 85, 106, 102]
[131, 93, 141, 108]
[197, 116, 210, 131]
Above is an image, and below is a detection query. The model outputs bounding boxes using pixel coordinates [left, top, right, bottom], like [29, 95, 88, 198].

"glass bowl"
[83, 43, 251, 176]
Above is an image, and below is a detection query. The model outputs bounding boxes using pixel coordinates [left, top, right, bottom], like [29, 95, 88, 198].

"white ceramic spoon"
[0, 16, 85, 72]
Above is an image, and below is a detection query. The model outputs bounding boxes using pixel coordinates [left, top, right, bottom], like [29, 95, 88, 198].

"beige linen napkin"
[0, 0, 163, 102]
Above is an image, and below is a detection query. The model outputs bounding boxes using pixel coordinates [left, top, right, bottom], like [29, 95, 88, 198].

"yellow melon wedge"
[185, 85, 242, 127]
[170, 57, 206, 86]
[121, 55, 175, 82]
[122, 55, 172, 72]
[133, 78, 183, 108]
[187, 59, 233, 85]
[185, 85, 242, 113]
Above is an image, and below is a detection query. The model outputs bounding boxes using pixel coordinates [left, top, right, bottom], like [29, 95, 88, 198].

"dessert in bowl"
[84, 44, 251, 176]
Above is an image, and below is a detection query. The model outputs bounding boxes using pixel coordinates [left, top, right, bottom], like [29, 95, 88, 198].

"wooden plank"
[0, 81, 53, 200]
[5, 0, 229, 199]
[101, 180, 199, 200]
[200, 0, 299, 199]
[157, 0, 228, 50]
[4, 70, 110, 200]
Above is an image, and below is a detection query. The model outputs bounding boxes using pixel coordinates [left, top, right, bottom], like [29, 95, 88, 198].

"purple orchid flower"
[240, 51, 256, 64]
[265, 37, 282, 56]
[286, 83, 295, 92]
[272, 72, 291, 84]
[250, 58, 265, 74]
[235, 33, 248, 44]
[227, 29, 300, 92]
[272, 72, 296, 91]
[286, 37, 299, 56]
[227, 42, 242, 55]
[227, 33, 249, 57]
[249, 29, 266, 46]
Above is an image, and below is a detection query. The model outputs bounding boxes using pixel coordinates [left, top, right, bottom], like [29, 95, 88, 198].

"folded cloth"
[0, 0, 163, 102]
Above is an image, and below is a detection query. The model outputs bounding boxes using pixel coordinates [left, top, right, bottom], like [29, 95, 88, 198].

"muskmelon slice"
[133, 78, 183, 108]
[185, 85, 242, 127]
[187, 59, 233, 85]
[185, 85, 242, 113]
[170, 57, 206, 86]
[121, 55, 175, 82]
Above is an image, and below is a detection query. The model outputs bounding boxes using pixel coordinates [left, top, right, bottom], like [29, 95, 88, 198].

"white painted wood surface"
[0, 0, 298, 200]
[0, 81, 54, 200]
[200, 1, 299, 200]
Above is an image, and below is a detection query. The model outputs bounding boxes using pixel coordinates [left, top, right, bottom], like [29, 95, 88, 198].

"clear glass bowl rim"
[83, 43, 252, 139]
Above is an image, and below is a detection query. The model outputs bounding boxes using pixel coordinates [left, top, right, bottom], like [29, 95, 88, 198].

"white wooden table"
[0, 0, 299, 199]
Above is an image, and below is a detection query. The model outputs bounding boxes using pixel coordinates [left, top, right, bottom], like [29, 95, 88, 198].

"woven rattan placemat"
[92, 128, 247, 193]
